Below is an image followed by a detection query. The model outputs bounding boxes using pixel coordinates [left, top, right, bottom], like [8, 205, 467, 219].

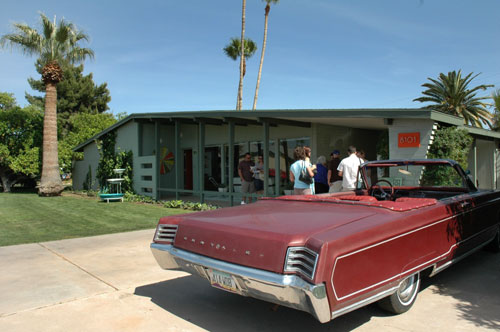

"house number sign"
[398, 132, 420, 148]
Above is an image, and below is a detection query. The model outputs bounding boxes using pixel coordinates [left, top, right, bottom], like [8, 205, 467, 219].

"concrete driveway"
[0, 229, 499, 332]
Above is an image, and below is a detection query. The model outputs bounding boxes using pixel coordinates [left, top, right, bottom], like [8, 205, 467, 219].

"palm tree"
[413, 70, 493, 128]
[224, 37, 257, 109]
[253, 0, 279, 110]
[237, 0, 247, 111]
[492, 89, 500, 130]
[1, 13, 94, 196]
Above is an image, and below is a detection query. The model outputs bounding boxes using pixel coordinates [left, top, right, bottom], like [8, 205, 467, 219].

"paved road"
[0, 229, 499, 332]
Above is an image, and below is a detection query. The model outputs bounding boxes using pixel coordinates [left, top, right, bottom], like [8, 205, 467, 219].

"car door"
[441, 192, 476, 259]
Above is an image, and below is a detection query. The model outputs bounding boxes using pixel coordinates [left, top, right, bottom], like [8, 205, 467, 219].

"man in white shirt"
[337, 146, 362, 191]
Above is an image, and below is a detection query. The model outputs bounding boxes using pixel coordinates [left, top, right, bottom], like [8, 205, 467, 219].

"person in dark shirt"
[238, 153, 255, 204]
[314, 155, 329, 194]
[327, 150, 342, 193]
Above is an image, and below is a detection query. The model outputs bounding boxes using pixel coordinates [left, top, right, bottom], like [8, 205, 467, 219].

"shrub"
[163, 200, 219, 211]
[164, 200, 183, 208]
[96, 131, 133, 193]
[123, 192, 156, 204]
[426, 126, 472, 168]
[422, 126, 473, 185]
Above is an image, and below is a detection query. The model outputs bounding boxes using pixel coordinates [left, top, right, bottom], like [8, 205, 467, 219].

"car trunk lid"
[172, 199, 377, 274]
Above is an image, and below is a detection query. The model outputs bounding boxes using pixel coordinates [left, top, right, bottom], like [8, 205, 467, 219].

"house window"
[139, 123, 155, 156]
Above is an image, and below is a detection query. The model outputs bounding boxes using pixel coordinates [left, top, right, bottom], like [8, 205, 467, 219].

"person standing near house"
[289, 146, 316, 195]
[314, 155, 329, 194]
[337, 146, 362, 192]
[238, 153, 255, 204]
[253, 155, 264, 194]
[328, 150, 342, 193]
[357, 149, 367, 163]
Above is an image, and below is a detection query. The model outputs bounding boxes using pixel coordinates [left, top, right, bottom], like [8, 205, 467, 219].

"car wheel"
[378, 272, 420, 314]
[486, 225, 500, 253]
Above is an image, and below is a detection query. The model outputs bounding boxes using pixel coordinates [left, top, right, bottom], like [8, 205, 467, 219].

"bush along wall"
[376, 130, 389, 160]
[96, 131, 134, 193]
[426, 126, 473, 168]
[422, 126, 473, 185]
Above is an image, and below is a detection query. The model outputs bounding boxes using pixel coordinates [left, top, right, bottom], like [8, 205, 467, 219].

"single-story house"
[73, 109, 500, 205]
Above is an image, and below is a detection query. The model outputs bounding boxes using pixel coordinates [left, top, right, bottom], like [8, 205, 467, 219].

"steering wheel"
[370, 179, 394, 201]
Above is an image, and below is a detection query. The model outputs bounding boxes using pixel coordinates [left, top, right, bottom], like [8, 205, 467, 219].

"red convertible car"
[151, 159, 500, 323]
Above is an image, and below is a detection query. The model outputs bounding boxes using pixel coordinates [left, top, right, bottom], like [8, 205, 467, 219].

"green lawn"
[0, 193, 188, 247]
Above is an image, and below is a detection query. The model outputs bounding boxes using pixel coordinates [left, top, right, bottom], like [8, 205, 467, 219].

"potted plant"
[218, 183, 228, 193]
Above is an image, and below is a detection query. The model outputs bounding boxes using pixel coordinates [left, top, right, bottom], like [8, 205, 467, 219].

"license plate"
[207, 269, 239, 294]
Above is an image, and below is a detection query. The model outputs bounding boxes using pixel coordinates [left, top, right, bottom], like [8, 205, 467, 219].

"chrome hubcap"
[397, 274, 418, 305]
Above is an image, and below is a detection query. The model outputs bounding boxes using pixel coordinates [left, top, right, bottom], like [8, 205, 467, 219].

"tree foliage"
[224, 35, 257, 110]
[0, 93, 43, 192]
[25, 62, 114, 173]
[0, 92, 17, 110]
[422, 127, 473, 186]
[26, 62, 111, 136]
[58, 112, 116, 173]
[223, 37, 257, 62]
[96, 131, 133, 193]
[492, 89, 500, 131]
[413, 70, 493, 128]
[376, 130, 389, 160]
[223, 38, 257, 78]
[1, 12, 94, 196]
[0, 13, 94, 69]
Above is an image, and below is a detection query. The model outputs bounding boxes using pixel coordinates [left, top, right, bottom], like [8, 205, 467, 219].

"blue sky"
[1, 0, 500, 116]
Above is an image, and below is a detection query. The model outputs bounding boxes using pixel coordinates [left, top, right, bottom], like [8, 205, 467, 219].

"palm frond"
[223, 37, 257, 61]
[1, 12, 93, 74]
[414, 70, 494, 128]
[493, 89, 500, 111]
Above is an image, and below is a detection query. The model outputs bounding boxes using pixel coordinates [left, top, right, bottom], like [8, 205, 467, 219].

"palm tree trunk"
[237, 0, 246, 110]
[253, 4, 271, 111]
[39, 82, 64, 196]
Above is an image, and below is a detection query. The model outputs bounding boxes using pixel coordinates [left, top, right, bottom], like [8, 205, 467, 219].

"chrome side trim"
[430, 233, 494, 276]
[331, 286, 398, 320]
[151, 243, 331, 323]
[331, 215, 498, 301]
[331, 214, 456, 301]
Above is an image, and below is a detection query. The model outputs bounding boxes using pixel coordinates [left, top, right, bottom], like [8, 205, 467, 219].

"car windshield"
[359, 162, 469, 189]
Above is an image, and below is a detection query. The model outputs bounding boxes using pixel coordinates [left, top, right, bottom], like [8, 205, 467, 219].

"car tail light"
[284, 247, 319, 280]
[154, 224, 178, 244]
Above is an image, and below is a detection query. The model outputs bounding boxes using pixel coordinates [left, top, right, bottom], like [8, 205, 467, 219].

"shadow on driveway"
[135, 250, 500, 331]
[134, 274, 392, 331]
[428, 250, 500, 330]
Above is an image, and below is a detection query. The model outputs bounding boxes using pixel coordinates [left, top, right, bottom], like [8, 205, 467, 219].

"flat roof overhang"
[73, 108, 500, 152]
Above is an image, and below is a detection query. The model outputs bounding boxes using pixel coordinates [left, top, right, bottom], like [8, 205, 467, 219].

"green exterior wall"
[72, 141, 100, 190]
[72, 109, 500, 199]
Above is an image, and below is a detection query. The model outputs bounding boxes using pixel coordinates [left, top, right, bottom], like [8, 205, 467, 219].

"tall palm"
[413, 70, 493, 128]
[1, 13, 94, 196]
[253, 0, 279, 110]
[224, 37, 257, 109]
[237, 0, 247, 111]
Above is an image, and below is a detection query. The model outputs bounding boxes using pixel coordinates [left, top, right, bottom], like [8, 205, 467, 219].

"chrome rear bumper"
[151, 243, 331, 323]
